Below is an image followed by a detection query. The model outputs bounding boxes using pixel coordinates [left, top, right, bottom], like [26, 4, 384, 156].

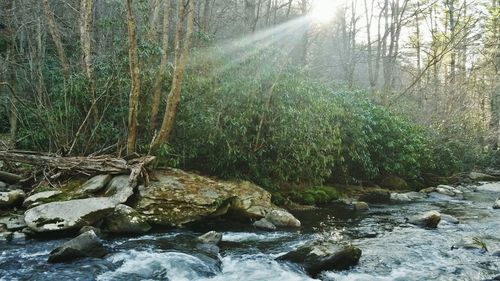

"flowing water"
[1, 182, 499, 281]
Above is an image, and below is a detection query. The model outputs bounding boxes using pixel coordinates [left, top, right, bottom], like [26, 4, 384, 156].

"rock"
[391, 192, 427, 202]
[358, 189, 391, 204]
[440, 214, 460, 224]
[492, 250, 500, 257]
[407, 210, 441, 228]
[48, 230, 107, 263]
[104, 175, 135, 204]
[196, 231, 222, 245]
[277, 241, 362, 278]
[493, 198, 500, 209]
[435, 185, 463, 197]
[451, 236, 488, 252]
[0, 189, 25, 208]
[79, 226, 103, 237]
[354, 201, 369, 211]
[380, 176, 408, 190]
[419, 187, 436, 194]
[23, 190, 63, 208]
[24, 197, 116, 232]
[79, 174, 112, 194]
[469, 172, 499, 181]
[1, 231, 26, 242]
[102, 204, 151, 234]
[265, 209, 301, 227]
[133, 169, 300, 227]
[253, 218, 276, 230]
[0, 181, 7, 189]
[0, 214, 26, 231]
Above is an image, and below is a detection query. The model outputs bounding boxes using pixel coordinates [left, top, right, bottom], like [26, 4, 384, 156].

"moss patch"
[276, 186, 343, 206]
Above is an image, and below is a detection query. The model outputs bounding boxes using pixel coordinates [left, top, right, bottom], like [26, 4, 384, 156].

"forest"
[0, 0, 499, 192]
[1, 1, 500, 280]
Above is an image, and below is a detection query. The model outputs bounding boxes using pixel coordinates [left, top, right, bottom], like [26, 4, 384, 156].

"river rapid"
[1, 182, 499, 281]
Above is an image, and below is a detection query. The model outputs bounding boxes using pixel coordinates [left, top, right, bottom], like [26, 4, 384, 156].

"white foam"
[97, 250, 214, 281]
[198, 254, 313, 281]
[221, 232, 292, 242]
[476, 182, 500, 192]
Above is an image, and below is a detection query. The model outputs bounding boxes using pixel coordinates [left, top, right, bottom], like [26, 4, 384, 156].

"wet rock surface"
[48, 230, 107, 263]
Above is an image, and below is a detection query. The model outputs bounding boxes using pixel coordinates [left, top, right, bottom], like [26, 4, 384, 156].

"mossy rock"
[380, 176, 408, 190]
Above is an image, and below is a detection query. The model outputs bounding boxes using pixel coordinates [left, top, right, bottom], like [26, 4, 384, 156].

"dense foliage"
[10, 47, 491, 190]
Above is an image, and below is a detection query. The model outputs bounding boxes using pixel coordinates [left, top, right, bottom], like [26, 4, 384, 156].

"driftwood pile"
[0, 150, 155, 188]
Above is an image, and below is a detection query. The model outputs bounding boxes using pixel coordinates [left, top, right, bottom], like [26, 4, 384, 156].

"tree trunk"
[42, 0, 70, 79]
[201, 0, 211, 33]
[126, 0, 142, 154]
[150, 0, 196, 153]
[80, 0, 95, 95]
[244, 0, 256, 32]
[80, 0, 97, 126]
[149, 0, 171, 131]
[148, 0, 161, 42]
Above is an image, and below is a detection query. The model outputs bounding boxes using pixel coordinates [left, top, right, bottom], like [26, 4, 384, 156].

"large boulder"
[0, 189, 25, 208]
[79, 174, 112, 194]
[277, 241, 362, 278]
[48, 230, 107, 263]
[102, 204, 151, 234]
[23, 190, 63, 208]
[407, 210, 441, 228]
[132, 169, 300, 227]
[24, 197, 116, 232]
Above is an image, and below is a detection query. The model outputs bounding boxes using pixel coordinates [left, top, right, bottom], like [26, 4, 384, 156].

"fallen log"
[0, 150, 154, 175]
[0, 170, 22, 184]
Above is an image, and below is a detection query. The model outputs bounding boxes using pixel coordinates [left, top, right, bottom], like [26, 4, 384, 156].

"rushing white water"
[1, 182, 499, 281]
[97, 250, 216, 281]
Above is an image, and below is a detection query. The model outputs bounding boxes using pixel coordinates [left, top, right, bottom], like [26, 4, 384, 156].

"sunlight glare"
[310, 0, 342, 23]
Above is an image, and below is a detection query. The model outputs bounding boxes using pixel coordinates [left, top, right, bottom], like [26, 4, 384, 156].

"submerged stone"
[407, 210, 441, 228]
[48, 230, 107, 263]
[277, 241, 362, 278]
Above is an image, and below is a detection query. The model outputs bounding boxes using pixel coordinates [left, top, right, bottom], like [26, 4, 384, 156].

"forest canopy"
[0, 0, 498, 189]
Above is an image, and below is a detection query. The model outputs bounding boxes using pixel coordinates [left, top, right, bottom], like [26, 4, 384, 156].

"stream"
[1, 182, 499, 281]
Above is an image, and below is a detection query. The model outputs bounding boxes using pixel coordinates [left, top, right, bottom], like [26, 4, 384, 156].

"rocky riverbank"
[1, 168, 500, 279]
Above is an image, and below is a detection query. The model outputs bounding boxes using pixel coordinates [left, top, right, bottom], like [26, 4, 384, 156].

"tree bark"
[150, 0, 196, 153]
[126, 0, 142, 154]
[149, 0, 171, 131]
[42, 0, 70, 79]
